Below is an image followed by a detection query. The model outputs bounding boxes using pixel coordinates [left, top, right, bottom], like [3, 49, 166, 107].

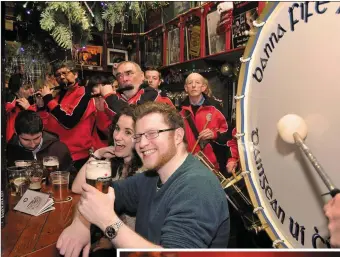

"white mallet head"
[277, 114, 308, 144]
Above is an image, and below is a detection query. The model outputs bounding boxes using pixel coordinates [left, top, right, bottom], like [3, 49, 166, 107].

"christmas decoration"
[40, 2, 91, 49]
[220, 62, 233, 77]
[5, 40, 50, 88]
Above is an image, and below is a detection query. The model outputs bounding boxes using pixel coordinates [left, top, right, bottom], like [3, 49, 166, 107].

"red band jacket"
[180, 95, 238, 170]
[39, 84, 96, 161]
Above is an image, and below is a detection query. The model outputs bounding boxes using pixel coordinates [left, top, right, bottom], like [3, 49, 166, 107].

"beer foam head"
[43, 160, 59, 166]
[86, 161, 111, 179]
[15, 161, 32, 167]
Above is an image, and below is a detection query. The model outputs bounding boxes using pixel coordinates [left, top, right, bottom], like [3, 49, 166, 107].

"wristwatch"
[104, 220, 124, 239]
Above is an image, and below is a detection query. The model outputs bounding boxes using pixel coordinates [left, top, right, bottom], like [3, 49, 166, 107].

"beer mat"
[53, 196, 73, 203]
[14, 189, 55, 216]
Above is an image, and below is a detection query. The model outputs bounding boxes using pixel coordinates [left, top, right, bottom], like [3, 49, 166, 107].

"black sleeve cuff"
[43, 94, 54, 107]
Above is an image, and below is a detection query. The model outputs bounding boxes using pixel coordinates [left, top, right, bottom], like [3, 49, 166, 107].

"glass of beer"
[86, 161, 112, 194]
[15, 160, 32, 168]
[43, 156, 59, 185]
[7, 166, 29, 197]
[27, 166, 44, 191]
[50, 171, 70, 202]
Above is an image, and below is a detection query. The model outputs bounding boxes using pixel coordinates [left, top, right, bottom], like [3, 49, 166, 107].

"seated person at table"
[57, 102, 230, 255]
[7, 110, 73, 170]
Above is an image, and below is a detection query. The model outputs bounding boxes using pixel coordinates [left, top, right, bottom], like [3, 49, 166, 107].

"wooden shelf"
[159, 47, 245, 71]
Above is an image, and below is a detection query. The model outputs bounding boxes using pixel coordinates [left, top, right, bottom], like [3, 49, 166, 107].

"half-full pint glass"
[86, 161, 111, 193]
[50, 171, 70, 202]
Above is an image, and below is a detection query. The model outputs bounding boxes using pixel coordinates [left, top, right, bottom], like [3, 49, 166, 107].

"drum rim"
[236, 2, 291, 248]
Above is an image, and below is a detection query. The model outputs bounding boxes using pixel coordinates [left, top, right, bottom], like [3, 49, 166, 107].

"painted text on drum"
[252, 1, 334, 83]
[252, 128, 306, 246]
[251, 128, 331, 248]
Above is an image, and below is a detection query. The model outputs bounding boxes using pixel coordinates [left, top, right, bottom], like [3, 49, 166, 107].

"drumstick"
[191, 113, 212, 154]
[277, 114, 340, 197]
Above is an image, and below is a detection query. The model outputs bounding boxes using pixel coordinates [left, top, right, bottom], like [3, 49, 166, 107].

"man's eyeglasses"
[133, 128, 177, 143]
[116, 71, 135, 80]
[55, 70, 72, 78]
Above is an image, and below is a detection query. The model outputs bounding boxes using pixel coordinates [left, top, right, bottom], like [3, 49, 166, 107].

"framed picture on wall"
[75, 45, 103, 66]
[207, 10, 226, 55]
[167, 28, 180, 65]
[107, 48, 128, 66]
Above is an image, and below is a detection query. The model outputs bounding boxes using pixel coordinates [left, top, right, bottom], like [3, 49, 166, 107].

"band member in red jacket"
[37, 61, 96, 171]
[5, 73, 36, 142]
[110, 61, 160, 105]
[179, 73, 237, 171]
[144, 67, 175, 107]
[88, 75, 129, 150]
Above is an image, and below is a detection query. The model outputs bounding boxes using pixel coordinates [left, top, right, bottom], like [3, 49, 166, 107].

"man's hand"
[78, 185, 118, 231]
[38, 85, 53, 97]
[94, 97, 105, 112]
[35, 95, 44, 108]
[226, 161, 238, 174]
[324, 194, 340, 247]
[100, 84, 114, 97]
[16, 98, 30, 110]
[56, 219, 91, 257]
[198, 128, 214, 140]
[94, 146, 115, 159]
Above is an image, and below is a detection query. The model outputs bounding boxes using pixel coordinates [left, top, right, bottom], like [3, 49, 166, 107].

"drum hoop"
[236, 2, 291, 248]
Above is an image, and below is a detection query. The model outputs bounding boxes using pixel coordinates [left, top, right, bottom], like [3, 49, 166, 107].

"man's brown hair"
[134, 102, 187, 144]
[145, 67, 162, 80]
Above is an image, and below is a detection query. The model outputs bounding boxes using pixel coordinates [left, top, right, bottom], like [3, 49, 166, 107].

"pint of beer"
[43, 156, 59, 185]
[50, 171, 70, 202]
[86, 161, 112, 194]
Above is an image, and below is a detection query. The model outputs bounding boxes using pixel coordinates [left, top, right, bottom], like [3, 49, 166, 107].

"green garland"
[39, 1, 169, 50]
[40, 2, 90, 49]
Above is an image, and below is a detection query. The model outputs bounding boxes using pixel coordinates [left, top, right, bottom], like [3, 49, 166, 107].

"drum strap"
[184, 110, 209, 150]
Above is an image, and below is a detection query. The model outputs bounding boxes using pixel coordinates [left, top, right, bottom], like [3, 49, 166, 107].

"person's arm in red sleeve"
[226, 128, 240, 165]
[103, 93, 129, 116]
[42, 87, 92, 129]
[96, 109, 112, 135]
[5, 100, 16, 113]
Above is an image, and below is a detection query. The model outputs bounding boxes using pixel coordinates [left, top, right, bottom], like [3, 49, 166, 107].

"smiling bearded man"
[57, 102, 230, 254]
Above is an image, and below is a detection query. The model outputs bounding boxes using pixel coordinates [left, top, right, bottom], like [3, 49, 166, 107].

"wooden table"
[1, 189, 80, 257]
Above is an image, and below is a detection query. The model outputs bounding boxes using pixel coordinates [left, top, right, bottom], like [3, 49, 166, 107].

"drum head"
[236, 2, 340, 248]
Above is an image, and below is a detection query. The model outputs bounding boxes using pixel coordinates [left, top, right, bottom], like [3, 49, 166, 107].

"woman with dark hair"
[72, 105, 142, 255]
[72, 105, 142, 190]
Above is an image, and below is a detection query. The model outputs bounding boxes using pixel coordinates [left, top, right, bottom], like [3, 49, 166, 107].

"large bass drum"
[236, 2, 340, 248]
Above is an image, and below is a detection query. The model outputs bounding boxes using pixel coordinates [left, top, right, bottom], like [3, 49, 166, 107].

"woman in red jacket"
[5, 73, 36, 142]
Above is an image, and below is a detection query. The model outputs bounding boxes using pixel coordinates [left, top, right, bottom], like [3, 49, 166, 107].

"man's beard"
[144, 137, 177, 171]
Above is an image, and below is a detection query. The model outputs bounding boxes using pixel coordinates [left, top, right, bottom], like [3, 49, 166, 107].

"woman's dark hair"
[8, 73, 24, 94]
[87, 75, 111, 91]
[108, 105, 142, 177]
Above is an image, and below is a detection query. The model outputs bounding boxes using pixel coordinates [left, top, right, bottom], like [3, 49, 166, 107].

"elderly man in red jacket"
[179, 73, 238, 173]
